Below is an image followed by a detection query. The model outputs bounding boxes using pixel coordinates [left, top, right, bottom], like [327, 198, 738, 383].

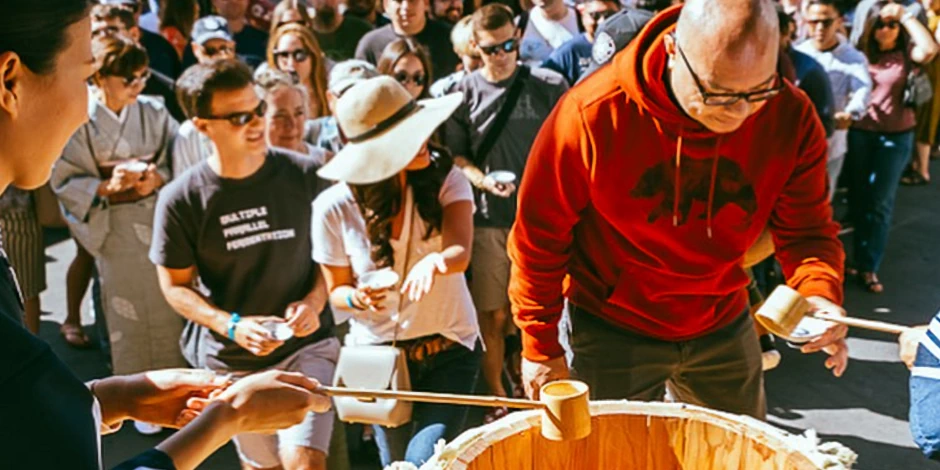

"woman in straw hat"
[313, 76, 481, 466]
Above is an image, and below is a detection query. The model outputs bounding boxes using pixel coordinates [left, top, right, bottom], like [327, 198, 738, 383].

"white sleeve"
[439, 166, 474, 207]
[311, 192, 351, 267]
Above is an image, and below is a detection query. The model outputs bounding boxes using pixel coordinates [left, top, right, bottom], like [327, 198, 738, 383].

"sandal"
[860, 272, 884, 294]
[902, 172, 931, 186]
[60, 323, 91, 349]
[845, 266, 859, 277]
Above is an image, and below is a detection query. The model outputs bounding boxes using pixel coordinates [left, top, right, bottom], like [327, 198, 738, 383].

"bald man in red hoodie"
[509, 0, 848, 419]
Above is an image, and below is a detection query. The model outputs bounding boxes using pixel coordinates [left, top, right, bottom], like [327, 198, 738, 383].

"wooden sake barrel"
[421, 401, 851, 470]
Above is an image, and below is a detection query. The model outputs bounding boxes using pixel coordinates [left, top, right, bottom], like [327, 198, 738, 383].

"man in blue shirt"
[902, 314, 940, 461]
[541, 0, 620, 85]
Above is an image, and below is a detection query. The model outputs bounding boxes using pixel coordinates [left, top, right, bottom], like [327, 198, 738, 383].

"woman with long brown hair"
[268, 23, 330, 118]
[377, 38, 434, 100]
[846, 3, 938, 293]
[312, 77, 479, 466]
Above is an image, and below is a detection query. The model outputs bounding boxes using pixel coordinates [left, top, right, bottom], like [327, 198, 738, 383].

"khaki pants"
[568, 306, 766, 419]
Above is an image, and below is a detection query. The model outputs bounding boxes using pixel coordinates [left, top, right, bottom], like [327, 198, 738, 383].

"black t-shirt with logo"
[150, 149, 333, 372]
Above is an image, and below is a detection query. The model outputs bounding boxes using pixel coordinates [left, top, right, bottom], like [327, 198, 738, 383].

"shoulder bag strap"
[471, 65, 531, 168]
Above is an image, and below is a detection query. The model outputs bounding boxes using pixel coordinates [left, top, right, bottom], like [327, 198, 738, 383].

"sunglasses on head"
[394, 71, 426, 86]
[201, 101, 267, 126]
[588, 10, 615, 22]
[204, 44, 234, 57]
[807, 18, 835, 28]
[273, 48, 310, 63]
[121, 69, 151, 87]
[479, 38, 518, 56]
[876, 20, 900, 29]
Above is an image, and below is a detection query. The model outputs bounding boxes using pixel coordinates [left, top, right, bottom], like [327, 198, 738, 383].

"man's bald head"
[666, 0, 782, 134]
[676, 0, 779, 64]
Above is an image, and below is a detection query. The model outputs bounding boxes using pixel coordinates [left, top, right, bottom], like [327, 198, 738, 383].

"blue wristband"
[346, 292, 363, 311]
[227, 313, 241, 341]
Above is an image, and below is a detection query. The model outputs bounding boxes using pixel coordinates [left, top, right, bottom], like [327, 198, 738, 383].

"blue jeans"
[373, 341, 481, 467]
[846, 129, 914, 273]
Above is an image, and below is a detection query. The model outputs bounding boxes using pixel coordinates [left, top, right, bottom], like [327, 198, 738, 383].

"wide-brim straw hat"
[317, 76, 462, 185]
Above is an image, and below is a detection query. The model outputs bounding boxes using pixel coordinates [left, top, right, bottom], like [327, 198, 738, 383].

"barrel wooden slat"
[421, 401, 848, 470]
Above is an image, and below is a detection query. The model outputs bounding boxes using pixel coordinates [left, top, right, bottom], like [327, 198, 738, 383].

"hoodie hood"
[616, 5, 716, 138]
[614, 5, 730, 236]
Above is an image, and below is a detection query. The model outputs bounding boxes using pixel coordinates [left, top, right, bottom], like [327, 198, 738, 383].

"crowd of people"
[6, 0, 940, 468]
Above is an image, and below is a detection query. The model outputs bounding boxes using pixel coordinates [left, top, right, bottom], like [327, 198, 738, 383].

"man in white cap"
[190, 15, 240, 65]
[151, 59, 338, 470]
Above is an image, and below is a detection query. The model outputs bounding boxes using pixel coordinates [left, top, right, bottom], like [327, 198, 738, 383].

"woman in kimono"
[50, 36, 185, 434]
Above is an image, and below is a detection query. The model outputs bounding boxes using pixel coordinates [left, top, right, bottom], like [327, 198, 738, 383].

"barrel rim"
[421, 400, 848, 470]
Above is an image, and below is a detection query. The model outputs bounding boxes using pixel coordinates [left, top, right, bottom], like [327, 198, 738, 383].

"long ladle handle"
[812, 312, 912, 335]
[316, 386, 545, 410]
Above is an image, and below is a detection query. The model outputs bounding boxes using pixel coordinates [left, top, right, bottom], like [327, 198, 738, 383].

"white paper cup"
[119, 161, 149, 174]
[487, 171, 516, 185]
[262, 321, 294, 341]
[358, 269, 400, 290]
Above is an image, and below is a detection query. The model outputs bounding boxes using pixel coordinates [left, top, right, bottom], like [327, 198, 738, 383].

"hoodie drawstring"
[673, 134, 683, 227]
[705, 137, 722, 239]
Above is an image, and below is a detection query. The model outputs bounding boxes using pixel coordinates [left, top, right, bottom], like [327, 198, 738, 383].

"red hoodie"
[508, 6, 845, 362]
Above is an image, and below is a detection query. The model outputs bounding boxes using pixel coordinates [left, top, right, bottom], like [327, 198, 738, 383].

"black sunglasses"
[204, 44, 234, 57]
[807, 18, 836, 28]
[121, 69, 151, 87]
[394, 71, 426, 87]
[274, 48, 311, 63]
[876, 20, 900, 29]
[201, 101, 267, 126]
[588, 10, 615, 22]
[675, 39, 783, 106]
[92, 25, 121, 38]
[479, 38, 518, 56]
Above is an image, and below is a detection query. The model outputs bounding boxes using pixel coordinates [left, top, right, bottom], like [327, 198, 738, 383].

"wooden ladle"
[755, 285, 913, 338]
[317, 379, 591, 441]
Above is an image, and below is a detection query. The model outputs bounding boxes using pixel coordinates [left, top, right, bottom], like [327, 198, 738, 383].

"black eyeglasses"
[121, 69, 151, 87]
[588, 10, 615, 22]
[478, 38, 518, 56]
[200, 101, 267, 126]
[394, 71, 426, 86]
[807, 18, 836, 29]
[675, 40, 783, 106]
[204, 44, 234, 57]
[92, 26, 121, 38]
[876, 20, 900, 30]
[273, 49, 310, 63]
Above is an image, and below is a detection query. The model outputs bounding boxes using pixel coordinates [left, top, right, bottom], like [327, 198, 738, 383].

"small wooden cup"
[754, 285, 812, 338]
[539, 380, 591, 441]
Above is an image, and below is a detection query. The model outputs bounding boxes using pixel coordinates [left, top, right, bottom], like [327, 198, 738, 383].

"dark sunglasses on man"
[274, 48, 311, 63]
[588, 10, 615, 22]
[394, 71, 426, 86]
[92, 25, 121, 38]
[806, 18, 835, 28]
[200, 101, 267, 126]
[479, 38, 518, 56]
[204, 44, 234, 57]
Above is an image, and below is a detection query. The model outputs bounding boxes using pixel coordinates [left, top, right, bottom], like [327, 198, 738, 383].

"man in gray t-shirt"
[441, 4, 568, 405]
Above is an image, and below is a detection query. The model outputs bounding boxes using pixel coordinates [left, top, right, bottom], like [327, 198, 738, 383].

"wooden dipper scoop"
[756, 285, 913, 338]
[316, 379, 593, 441]
[538, 379, 591, 441]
